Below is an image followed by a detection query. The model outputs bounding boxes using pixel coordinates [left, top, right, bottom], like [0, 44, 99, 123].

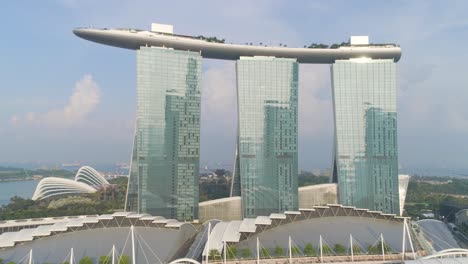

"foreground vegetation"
[298, 171, 330, 186]
[199, 169, 230, 202]
[405, 176, 468, 220]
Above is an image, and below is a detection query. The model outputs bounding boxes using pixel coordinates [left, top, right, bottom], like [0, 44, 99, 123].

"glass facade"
[331, 58, 399, 214]
[235, 56, 299, 218]
[125, 47, 202, 221]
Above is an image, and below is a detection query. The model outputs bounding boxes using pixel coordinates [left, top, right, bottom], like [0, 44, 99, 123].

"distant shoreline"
[0, 178, 38, 183]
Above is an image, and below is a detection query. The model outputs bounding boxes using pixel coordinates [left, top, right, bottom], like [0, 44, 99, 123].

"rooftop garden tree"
[99, 255, 111, 264]
[321, 244, 333, 256]
[334, 244, 346, 255]
[352, 244, 363, 255]
[291, 245, 301, 256]
[241, 248, 252, 259]
[226, 245, 238, 259]
[274, 246, 284, 257]
[209, 249, 221, 261]
[260, 248, 270, 258]
[303, 242, 316, 256]
[78, 256, 93, 264]
[118, 255, 130, 264]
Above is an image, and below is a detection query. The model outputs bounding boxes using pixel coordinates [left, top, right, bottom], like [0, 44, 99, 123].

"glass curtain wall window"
[125, 47, 202, 221]
[235, 56, 299, 218]
[331, 58, 399, 214]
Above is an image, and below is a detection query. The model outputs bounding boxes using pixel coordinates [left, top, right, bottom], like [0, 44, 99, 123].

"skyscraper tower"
[233, 56, 299, 217]
[331, 52, 399, 214]
[125, 46, 202, 221]
[74, 26, 402, 217]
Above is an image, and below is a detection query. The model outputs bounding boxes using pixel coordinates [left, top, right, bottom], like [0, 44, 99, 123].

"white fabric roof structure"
[139, 216, 160, 221]
[32, 166, 110, 201]
[0, 216, 90, 230]
[223, 221, 242, 243]
[165, 222, 185, 228]
[49, 222, 69, 232]
[0, 232, 18, 248]
[153, 219, 172, 224]
[97, 214, 114, 220]
[13, 229, 35, 243]
[270, 213, 287, 220]
[254, 216, 272, 226]
[82, 216, 99, 224]
[299, 208, 316, 212]
[203, 204, 410, 258]
[32, 225, 52, 237]
[399, 174, 410, 216]
[0, 229, 36, 248]
[126, 213, 150, 219]
[202, 222, 229, 255]
[66, 218, 85, 228]
[0, 212, 191, 249]
[112, 212, 134, 217]
[239, 218, 257, 233]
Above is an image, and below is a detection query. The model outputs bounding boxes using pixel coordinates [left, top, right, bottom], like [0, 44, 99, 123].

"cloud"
[11, 75, 101, 128]
[298, 64, 333, 137]
[399, 64, 435, 92]
[447, 107, 468, 133]
[201, 61, 237, 130]
[199, 61, 238, 166]
[9, 115, 20, 125]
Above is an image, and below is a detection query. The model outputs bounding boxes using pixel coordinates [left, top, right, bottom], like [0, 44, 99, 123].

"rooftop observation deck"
[73, 27, 402, 64]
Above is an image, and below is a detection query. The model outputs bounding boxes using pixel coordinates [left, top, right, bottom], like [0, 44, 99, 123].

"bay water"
[0, 180, 38, 206]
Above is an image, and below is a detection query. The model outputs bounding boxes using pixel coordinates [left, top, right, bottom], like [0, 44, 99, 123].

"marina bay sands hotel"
[74, 23, 401, 221]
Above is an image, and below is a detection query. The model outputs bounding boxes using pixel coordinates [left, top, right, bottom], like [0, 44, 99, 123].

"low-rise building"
[455, 209, 468, 226]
